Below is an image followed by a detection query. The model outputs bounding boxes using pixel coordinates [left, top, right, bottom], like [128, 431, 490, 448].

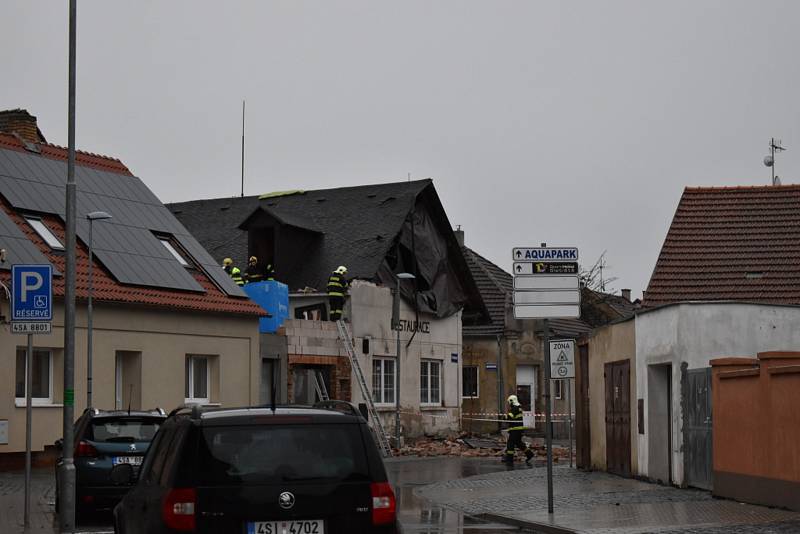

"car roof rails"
[83, 407, 100, 416]
[313, 400, 362, 418]
[151, 407, 166, 416]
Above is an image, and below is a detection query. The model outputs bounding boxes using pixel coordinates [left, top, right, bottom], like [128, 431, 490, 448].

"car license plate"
[112, 456, 142, 466]
[247, 520, 324, 534]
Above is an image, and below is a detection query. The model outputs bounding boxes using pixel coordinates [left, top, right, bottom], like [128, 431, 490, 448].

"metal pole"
[241, 100, 245, 198]
[87, 219, 93, 408]
[60, 0, 78, 529]
[496, 335, 503, 432]
[568, 378, 573, 468]
[395, 325, 401, 449]
[543, 319, 554, 514]
[771, 138, 775, 185]
[24, 333, 33, 527]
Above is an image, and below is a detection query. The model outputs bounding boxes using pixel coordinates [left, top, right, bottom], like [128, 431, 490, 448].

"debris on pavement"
[394, 434, 573, 459]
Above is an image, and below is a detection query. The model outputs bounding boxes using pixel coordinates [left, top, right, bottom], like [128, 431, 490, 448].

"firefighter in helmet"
[503, 394, 534, 464]
[327, 266, 349, 321]
[222, 257, 244, 286]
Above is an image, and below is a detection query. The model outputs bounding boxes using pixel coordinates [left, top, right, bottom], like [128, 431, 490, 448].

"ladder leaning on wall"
[335, 320, 393, 458]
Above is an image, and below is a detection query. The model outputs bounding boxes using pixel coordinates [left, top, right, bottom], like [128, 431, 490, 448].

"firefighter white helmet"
[336, 265, 348, 275]
[507, 394, 520, 406]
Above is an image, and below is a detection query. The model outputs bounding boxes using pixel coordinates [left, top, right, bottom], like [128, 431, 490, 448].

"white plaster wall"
[349, 281, 462, 437]
[636, 302, 800, 485]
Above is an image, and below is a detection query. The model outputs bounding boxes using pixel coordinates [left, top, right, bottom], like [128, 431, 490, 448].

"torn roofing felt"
[168, 179, 489, 321]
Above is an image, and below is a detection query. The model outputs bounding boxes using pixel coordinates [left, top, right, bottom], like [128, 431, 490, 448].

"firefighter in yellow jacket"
[503, 395, 534, 464]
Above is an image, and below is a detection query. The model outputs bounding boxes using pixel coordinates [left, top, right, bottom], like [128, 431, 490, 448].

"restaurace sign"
[395, 319, 431, 334]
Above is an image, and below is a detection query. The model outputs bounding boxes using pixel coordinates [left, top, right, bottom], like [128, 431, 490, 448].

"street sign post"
[549, 339, 576, 379]
[512, 245, 581, 515]
[11, 264, 52, 528]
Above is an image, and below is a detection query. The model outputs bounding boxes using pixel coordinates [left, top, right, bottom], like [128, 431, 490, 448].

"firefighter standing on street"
[327, 266, 349, 321]
[222, 258, 244, 286]
[245, 256, 265, 283]
[503, 394, 534, 464]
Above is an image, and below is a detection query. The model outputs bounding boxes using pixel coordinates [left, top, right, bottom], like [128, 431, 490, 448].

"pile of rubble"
[394, 434, 572, 460]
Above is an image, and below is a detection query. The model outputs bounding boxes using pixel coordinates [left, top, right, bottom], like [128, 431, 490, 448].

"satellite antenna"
[764, 137, 786, 186]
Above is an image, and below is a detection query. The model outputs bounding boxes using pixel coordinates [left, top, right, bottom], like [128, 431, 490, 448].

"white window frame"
[371, 357, 396, 406]
[553, 379, 564, 400]
[25, 216, 63, 250]
[15, 348, 54, 406]
[461, 365, 479, 399]
[420, 360, 442, 406]
[185, 355, 210, 403]
[158, 237, 189, 266]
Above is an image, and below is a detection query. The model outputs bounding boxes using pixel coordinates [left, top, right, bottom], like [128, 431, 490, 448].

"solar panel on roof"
[0, 147, 246, 295]
[0, 208, 60, 273]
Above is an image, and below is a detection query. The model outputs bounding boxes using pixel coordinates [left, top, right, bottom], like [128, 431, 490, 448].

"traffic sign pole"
[543, 319, 554, 514]
[24, 333, 32, 527]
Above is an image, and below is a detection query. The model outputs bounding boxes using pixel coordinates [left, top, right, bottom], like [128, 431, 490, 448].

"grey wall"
[647, 364, 671, 484]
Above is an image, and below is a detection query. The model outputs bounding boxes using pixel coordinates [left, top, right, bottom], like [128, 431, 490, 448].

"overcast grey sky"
[3, 1, 800, 298]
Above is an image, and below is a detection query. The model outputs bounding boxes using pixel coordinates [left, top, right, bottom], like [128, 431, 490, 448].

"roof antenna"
[764, 137, 786, 186]
[241, 100, 246, 197]
[127, 384, 133, 415]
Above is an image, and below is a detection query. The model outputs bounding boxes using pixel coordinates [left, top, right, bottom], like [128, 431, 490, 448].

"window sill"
[184, 400, 220, 406]
[375, 405, 396, 411]
[461, 396, 480, 400]
[15, 400, 61, 408]
[420, 405, 445, 411]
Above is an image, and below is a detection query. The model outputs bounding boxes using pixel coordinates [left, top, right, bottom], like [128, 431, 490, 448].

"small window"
[462, 366, 478, 398]
[158, 237, 189, 266]
[15, 348, 53, 404]
[553, 379, 564, 400]
[185, 355, 209, 403]
[420, 360, 441, 405]
[25, 217, 63, 250]
[372, 357, 396, 405]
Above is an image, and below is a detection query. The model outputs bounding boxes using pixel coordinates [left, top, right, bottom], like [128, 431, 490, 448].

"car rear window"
[88, 418, 162, 443]
[197, 424, 370, 485]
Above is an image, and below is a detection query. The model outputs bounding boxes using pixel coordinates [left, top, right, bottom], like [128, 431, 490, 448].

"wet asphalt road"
[385, 456, 528, 533]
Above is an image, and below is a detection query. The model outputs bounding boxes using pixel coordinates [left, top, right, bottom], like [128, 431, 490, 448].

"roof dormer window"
[25, 216, 63, 250]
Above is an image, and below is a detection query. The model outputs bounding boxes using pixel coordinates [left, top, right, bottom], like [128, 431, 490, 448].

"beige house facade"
[1, 303, 260, 455]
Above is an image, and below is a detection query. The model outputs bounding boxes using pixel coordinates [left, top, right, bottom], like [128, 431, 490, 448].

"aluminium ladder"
[336, 320, 393, 458]
[313, 370, 330, 402]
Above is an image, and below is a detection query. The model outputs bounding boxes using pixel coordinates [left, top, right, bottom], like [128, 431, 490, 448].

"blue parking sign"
[12, 264, 53, 322]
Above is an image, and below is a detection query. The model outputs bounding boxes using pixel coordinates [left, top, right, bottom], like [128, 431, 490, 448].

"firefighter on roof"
[245, 256, 266, 283]
[222, 257, 244, 286]
[327, 266, 349, 321]
[503, 394, 534, 464]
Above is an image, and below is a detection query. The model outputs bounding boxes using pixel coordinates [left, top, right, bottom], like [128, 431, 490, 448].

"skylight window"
[25, 217, 63, 250]
[158, 237, 189, 266]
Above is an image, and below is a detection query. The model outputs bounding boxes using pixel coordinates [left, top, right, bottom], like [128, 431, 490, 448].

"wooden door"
[605, 359, 631, 477]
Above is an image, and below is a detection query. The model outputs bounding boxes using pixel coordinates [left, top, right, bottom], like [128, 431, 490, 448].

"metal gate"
[605, 359, 631, 477]
[683, 367, 713, 490]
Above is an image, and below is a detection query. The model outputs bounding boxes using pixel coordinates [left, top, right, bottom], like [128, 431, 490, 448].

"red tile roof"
[0, 133, 133, 176]
[0, 135, 264, 317]
[644, 184, 800, 307]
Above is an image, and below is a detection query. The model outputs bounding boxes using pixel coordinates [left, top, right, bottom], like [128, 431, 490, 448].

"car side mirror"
[110, 463, 136, 485]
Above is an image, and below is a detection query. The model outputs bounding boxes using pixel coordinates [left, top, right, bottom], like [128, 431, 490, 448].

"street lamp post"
[392, 272, 415, 449]
[86, 211, 112, 408]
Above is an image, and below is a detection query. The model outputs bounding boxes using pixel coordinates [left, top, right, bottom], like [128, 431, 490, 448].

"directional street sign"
[513, 262, 579, 275]
[549, 339, 575, 378]
[512, 246, 581, 319]
[12, 264, 53, 335]
[513, 247, 579, 262]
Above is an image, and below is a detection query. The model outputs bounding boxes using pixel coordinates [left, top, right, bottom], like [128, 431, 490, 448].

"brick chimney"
[0, 109, 46, 144]
[621, 288, 631, 301]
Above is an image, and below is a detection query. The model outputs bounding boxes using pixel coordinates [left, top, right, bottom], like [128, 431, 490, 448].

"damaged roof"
[645, 185, 800, 307]
[169, 180, 488, 320]
[462, 246, 592, 338]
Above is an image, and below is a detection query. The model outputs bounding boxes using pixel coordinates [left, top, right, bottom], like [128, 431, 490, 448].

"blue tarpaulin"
[242, 281, 289, 333]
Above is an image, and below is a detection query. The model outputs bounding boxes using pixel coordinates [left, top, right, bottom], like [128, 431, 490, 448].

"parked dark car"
[56, 407, 166, 521]
[113, 402, 398, 533]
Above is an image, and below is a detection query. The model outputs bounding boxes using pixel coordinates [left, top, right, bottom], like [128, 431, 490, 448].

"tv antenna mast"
[764, 138, 786, 186]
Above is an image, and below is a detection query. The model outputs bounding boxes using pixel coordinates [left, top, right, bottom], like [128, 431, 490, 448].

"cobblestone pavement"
[414, 464, 800, 534]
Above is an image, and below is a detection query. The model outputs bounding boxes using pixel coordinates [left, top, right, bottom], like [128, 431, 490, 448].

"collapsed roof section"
[170, 180, 488, 321]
